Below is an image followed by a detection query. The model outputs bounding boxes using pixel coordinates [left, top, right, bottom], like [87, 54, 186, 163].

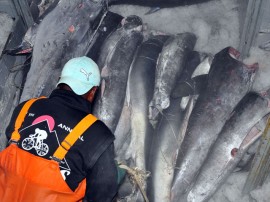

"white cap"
[57, 56, 100, 95]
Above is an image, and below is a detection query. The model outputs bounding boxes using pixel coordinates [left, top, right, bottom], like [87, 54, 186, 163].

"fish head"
[148, 106, 160, 128]
[149, 92, 170, 127]
[208, 47, 258, 101]
[228, 47, 258, 80]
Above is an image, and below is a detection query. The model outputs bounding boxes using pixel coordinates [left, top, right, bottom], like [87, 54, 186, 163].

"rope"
[118, 164, 150, 202]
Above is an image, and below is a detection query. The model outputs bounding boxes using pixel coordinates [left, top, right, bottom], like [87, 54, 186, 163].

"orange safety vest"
[0, 97, 97, 202]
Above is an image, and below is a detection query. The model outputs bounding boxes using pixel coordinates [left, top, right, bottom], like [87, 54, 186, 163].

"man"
[3, 56, 124, 201]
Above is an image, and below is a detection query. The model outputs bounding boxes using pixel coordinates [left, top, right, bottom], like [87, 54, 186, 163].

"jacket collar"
[49, 89, 92, 113]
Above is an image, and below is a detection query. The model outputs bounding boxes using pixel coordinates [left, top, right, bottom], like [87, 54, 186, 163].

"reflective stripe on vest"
[53, 114, 97, 161]
[11, 97, 46, 142]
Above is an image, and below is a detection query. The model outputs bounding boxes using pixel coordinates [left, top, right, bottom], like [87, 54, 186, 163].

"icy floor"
[210, 171, 270, 202]
[110, 0, 270, 201]
[110, 0, 270, 93]
[110, 0, 240, 56]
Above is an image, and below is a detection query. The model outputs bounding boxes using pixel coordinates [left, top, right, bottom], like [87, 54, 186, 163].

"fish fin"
[144, 7, 161, 15]
[3, 41, 33, 56]
[259, 40, 270, 51]
[193, 74, 208, 94]
[233, 167, 242, 172]
[171, 81, 194, 98]
[126, 52, 136, 107]
[126, 86, 131, 107]
[24, 23, 39, 46]
[101, 65, 109, 77]
[257, 90, 270, 108]
[180, 96, 191, 110]
[172, 75, 208, 99]
[191, 57, 212, 78]
[148, 104, 161, 128]
[239, 127, 261, 151]
[101, 79, 106, 97]
[239, 117, 268, 151]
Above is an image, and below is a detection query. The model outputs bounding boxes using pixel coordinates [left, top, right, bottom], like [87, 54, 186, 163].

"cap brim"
[57, 77, 92, 95]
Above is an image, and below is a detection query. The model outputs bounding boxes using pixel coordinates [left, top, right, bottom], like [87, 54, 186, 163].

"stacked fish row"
[170, 48, 268, 202]
[89, 13, 270, 202]
[5, 1, 270, 201]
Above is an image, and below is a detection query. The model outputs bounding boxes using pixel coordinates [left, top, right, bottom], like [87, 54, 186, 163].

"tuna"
[20, 0, 107, 102]
[5, 0, 60, 56]
[121, 34, 169, 202]
[128, 34, 169, 168]
[148, 33, 197, 127]
[93, 15, 143, 133]
[148, 50, 208, 202]
[186, 91, 270, 202]
[148, 95, 197, 202]
[171, 47, 258, 201]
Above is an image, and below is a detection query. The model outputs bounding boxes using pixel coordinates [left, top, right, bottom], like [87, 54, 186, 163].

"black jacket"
[5, 89, 118, 202]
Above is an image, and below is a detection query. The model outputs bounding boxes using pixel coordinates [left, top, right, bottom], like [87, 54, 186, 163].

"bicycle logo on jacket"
[22, 128, 49, 156]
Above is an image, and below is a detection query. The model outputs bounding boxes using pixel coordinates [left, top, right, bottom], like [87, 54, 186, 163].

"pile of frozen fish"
[3, 1, 270, 202]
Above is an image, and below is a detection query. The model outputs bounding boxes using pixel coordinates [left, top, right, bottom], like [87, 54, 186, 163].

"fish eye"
[231, 148, 238, 157]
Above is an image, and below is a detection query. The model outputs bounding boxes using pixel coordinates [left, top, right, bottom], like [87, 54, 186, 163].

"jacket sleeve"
[85, 143, 118, 202]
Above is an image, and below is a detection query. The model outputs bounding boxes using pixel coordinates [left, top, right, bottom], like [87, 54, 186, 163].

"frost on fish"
[119, 35, 169, 202]
[93, 15, 143, 132]
[185, 90, 270, 202]
[20, 0, 105, 102]
[171, 47, 258, 202]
